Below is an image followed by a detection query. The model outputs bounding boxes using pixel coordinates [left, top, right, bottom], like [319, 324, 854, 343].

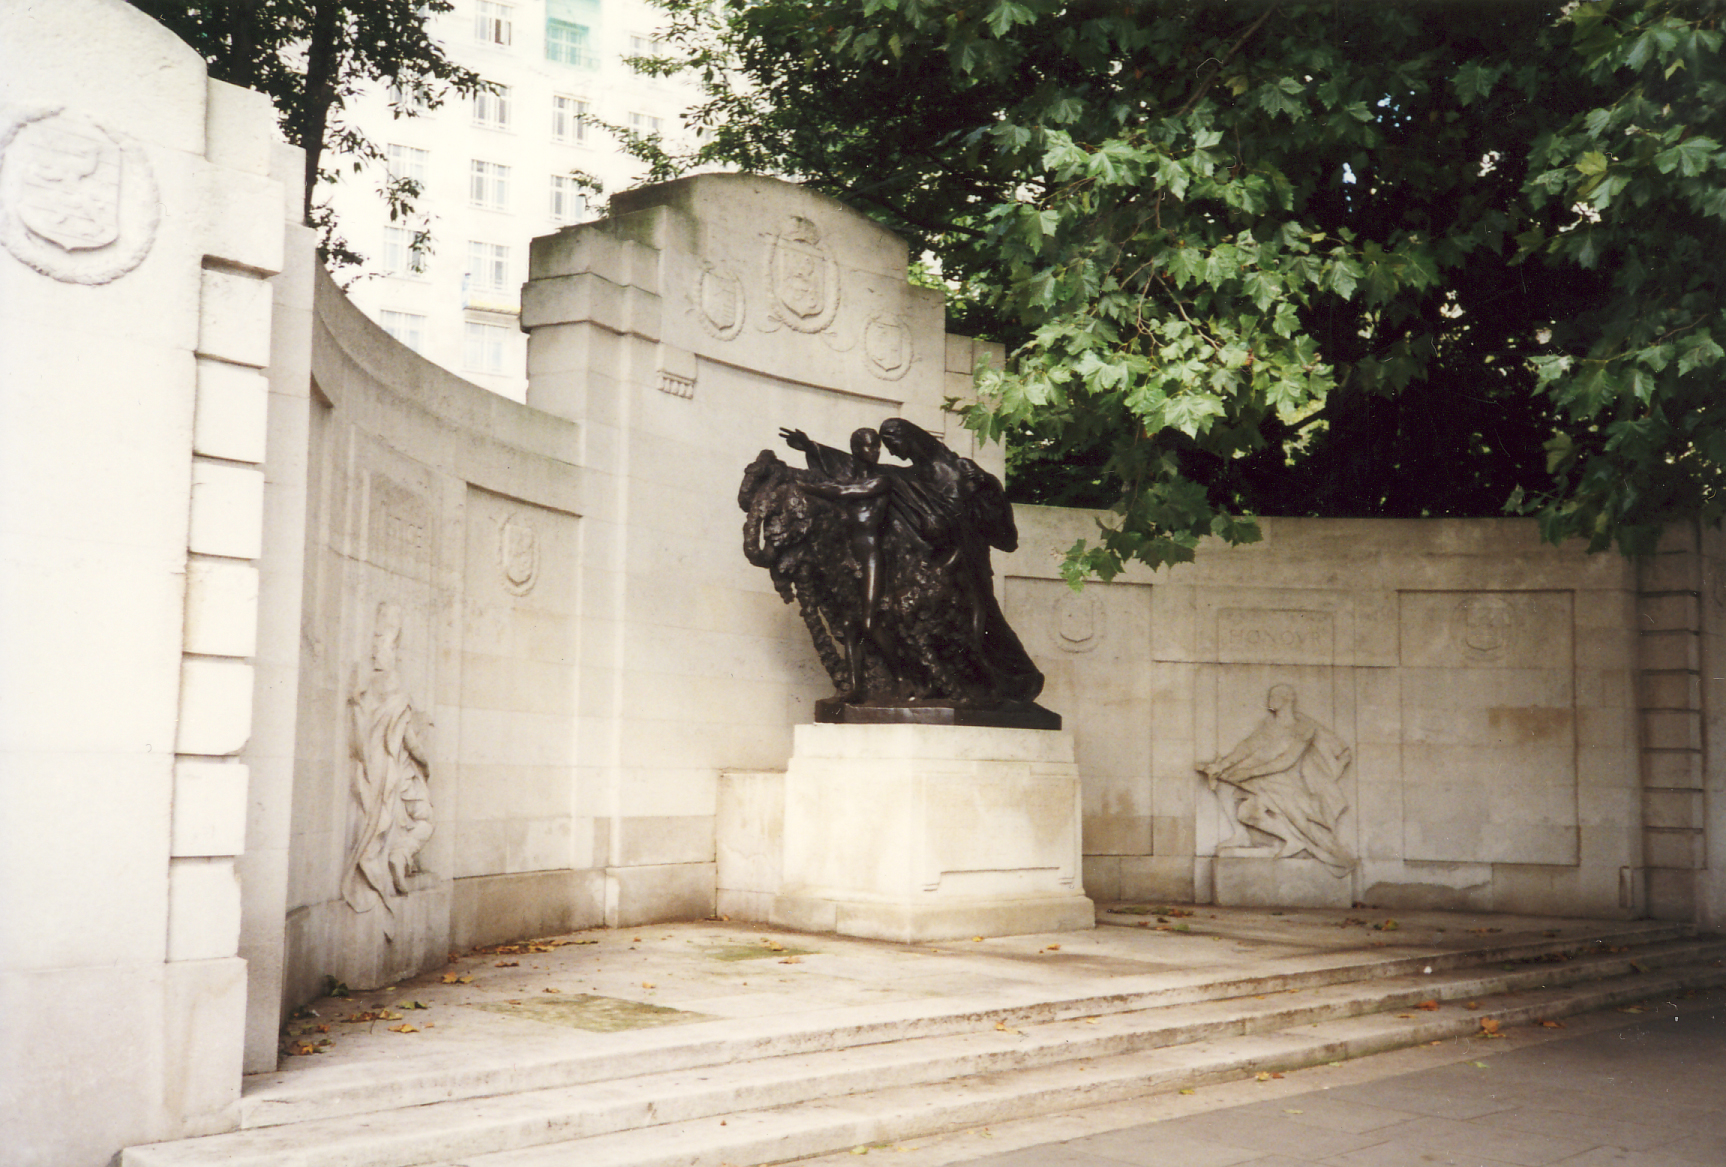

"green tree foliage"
[644, 0, 1725, 579]
[126, 1, 485, 265]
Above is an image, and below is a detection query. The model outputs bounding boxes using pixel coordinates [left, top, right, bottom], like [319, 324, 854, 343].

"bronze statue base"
[813, 697, 1062, 731]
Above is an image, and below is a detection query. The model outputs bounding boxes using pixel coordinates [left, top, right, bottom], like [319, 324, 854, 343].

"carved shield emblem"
[0, 106, 158, 284]
[499, 513, 539, 595]
[863, 313, 912, 380]
[13, 115, 119, 249]
[697, 264, 745, 340]
[766, 216, 839, 333]
[1053, 589, 1104, 653]
[1456, 595, 1514, 657]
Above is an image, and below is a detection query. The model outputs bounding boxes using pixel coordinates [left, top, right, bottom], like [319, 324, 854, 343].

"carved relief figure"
[1197, 684, 1354, 876]
[740, 419, 1051, 724]
[342, 602, 434, 938]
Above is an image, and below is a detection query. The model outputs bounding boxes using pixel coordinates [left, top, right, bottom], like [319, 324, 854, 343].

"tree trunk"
[299, 0, 344, 223]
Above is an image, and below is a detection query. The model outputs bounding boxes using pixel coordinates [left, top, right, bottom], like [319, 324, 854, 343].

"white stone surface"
[176, 658, 255, 756]
[167, 857, 242, 961]
[187, 462, 265, 560]
[171, 761, 249, 857]
[193, 360, 269, 464]
[197, 267, 273, 368]
[772, 724, 1094, 943]
[183, 559, 259, 657]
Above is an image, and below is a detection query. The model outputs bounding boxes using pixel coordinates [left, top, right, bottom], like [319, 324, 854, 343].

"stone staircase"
[123, 923, 1726, 1167]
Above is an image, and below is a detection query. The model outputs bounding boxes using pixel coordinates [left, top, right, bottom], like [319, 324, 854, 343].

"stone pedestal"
[770, 723, 1094, 943]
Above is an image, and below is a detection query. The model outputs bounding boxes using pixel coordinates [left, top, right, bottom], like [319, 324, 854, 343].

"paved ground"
[261, 907, 1725, 1167]
[790, 986, 1726, 1167]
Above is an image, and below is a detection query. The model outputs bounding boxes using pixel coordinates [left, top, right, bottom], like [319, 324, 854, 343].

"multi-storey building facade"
[327, 0, 699, 400]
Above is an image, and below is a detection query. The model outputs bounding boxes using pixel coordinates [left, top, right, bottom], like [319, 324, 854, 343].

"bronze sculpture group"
[739, 419, 1057, 728]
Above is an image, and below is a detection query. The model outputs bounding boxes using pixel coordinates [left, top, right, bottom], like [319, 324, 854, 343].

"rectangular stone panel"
[1397, 590, 1578, 866]
[1005, 577, 1152, 856]
[454, 486, 580, 879]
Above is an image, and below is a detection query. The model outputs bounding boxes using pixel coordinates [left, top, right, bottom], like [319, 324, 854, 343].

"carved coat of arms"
[696, 263, 745, 340]
[863, 313, 913, 380]
[0, 106, 158, 284]
[499, 512, 540, 595]
[766, 216, 839, 333]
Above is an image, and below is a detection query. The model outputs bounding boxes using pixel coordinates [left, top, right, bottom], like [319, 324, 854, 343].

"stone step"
[120, 934, 1726, 1167]
[233, 920, 1699, 1131]
[441, 955, 1726, 1167]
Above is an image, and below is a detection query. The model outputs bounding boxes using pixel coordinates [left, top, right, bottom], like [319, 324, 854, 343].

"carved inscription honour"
[498, 512, 539, 595]
[863, 312, 913, 380]
[0, 106, 159, 284]
[696, 263, 745, 340]
[765, 215, 839, 333]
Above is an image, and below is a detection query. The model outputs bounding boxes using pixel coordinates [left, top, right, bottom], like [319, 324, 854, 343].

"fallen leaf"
[387, 1023, 418, 1034]
[779, 956, 802, 965]
[1478, 1018, 1502, 1037]
[1397, 1013, 1414, 1019]
[1472, 1061, 1489, 1069]
[1255, 1072, 1271, 1082]
[850, 1146, 868, 1155]
[395, 1001, 429, 1011]
[378, 1009, 403, 1021]
[972, 936, 985, 942]
[1416, 1000, 1440, 1011]
[1271, 1072, 1285, 1079]
[1084, 1017, 1100, 1025]
[1618, 1005, 1646, 1014]
[494, 961, 519, 968]
[543, 987, 561, 994]
[1179, 1088, 1196, 1095]
[1465, 1001, 1481, 1010]
[993, 1020, 1022, 1034]
[642, 982, 656, 989]
[1538, 1020, 1565, 1029]
[1045, 944, 1061, 951]
[441, 973, 461, 984]
[1284, 1108, 1303, 1115]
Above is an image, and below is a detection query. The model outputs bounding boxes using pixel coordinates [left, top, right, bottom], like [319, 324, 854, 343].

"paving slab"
[800, 984, 1726, 1167]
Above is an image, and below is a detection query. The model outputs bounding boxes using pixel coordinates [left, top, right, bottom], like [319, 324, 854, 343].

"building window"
[627, 33, 662, 58]
[552, 95, 589, 144]
[546, 19, 597, 68]
[383, 225, 428, 276]
[469, 159, 512, 210]
[466, 240, 511, 295]
[473, 85, 512, 130]
[379, 310, 426, 353]
[464, 321, 509, 374]
[550, 175, 587, 224]
[474, 0, 512, 46]
[387, 81, 428, 113]
[628, 112, 664, 136]
[385, 144, 428, 188]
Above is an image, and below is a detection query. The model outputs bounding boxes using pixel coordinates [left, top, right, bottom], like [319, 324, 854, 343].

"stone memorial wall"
[5, 6, 1725, 1163]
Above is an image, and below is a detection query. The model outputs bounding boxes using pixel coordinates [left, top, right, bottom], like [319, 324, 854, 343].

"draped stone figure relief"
[342, 602, 434, 937]
[739, 419, 1056, 728]
[1197, 684, 1354, 876]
